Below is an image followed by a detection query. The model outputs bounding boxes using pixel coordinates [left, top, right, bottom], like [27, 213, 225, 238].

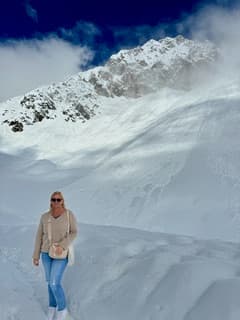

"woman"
[33, 191, 78, 320]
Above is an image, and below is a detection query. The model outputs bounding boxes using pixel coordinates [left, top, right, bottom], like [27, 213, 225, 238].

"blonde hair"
[50, 191, 66, 209]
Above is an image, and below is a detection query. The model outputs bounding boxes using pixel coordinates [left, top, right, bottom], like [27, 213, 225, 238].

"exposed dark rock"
[33, 110, 44, 123]
[75, 104, 90, 120]
[8, 120, 24, 132]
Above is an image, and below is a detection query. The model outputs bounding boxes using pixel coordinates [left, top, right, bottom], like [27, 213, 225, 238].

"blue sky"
[0, 0, 236, 65]
[0, 0, 238, 101]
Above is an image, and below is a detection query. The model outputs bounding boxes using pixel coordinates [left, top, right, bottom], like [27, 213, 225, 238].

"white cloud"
[25, 1, 38, 23]
[111, 2, 240, 57]
[183, 4, 240, 78]
[0, 37, 94, 102]
[185, 5, 239, 42]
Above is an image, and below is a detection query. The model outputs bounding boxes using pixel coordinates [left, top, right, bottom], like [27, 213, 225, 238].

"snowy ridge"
[1, 223, 240, 320]
[108, 36, 216, 68]
[0, 73, 101, 132]
[102, 35, 217, 96]
[0, 35, 217, 132]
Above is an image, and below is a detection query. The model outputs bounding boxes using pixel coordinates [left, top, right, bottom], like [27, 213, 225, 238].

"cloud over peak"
[0, 37, 94, 102]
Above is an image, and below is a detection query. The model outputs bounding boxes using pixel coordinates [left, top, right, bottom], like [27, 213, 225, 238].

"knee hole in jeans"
[50, 281, 57, 286]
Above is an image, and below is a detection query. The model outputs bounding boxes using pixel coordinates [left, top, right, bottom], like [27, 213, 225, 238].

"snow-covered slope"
[1, 81, 240, 241]
[1, 222, 240, 320]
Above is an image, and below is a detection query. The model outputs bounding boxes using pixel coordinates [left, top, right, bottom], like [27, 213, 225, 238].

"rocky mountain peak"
[107, 35, 216, 68]
[0, 35, 218, 132]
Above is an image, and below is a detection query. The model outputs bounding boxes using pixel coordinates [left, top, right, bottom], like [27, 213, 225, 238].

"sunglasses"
[51, 198, 62, 202]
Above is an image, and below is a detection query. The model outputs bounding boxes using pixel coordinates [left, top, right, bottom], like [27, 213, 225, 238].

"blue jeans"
[41, 252, 68, 311]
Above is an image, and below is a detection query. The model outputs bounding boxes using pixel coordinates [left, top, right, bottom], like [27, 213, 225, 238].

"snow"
[1, 36, 240, 319]
[2, 82, 240, 241]
[109, 36, 216, 68]
[1, 220, 240, 319]
[1, 80, 240, 318]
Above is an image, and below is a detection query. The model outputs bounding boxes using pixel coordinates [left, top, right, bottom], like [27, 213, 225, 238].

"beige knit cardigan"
[33, 210, 78, 260]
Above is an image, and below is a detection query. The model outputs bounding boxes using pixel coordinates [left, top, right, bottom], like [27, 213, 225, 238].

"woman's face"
[51, 194, 63, 208]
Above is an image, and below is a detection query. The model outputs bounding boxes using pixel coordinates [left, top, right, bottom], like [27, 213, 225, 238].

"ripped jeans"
[41, 252, 68, 311]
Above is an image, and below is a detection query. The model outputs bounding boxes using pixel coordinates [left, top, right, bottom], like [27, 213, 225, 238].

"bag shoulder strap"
[67, 209, 70, 234]
[47, 212, 52, 244]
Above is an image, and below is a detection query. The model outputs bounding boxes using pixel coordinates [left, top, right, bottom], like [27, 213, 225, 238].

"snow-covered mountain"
[1, 35, 240, 241]
[0, 35, 217, 132]
[1, 34, 240, 320]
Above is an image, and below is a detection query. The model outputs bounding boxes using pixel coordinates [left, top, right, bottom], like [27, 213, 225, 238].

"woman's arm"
[32, 215, 43, 261]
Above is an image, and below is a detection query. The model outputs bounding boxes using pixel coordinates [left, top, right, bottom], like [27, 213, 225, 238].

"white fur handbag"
[68, 242, 75, 266]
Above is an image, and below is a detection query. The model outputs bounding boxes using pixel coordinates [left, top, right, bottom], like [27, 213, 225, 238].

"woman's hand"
[33, 258, 39, 266]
